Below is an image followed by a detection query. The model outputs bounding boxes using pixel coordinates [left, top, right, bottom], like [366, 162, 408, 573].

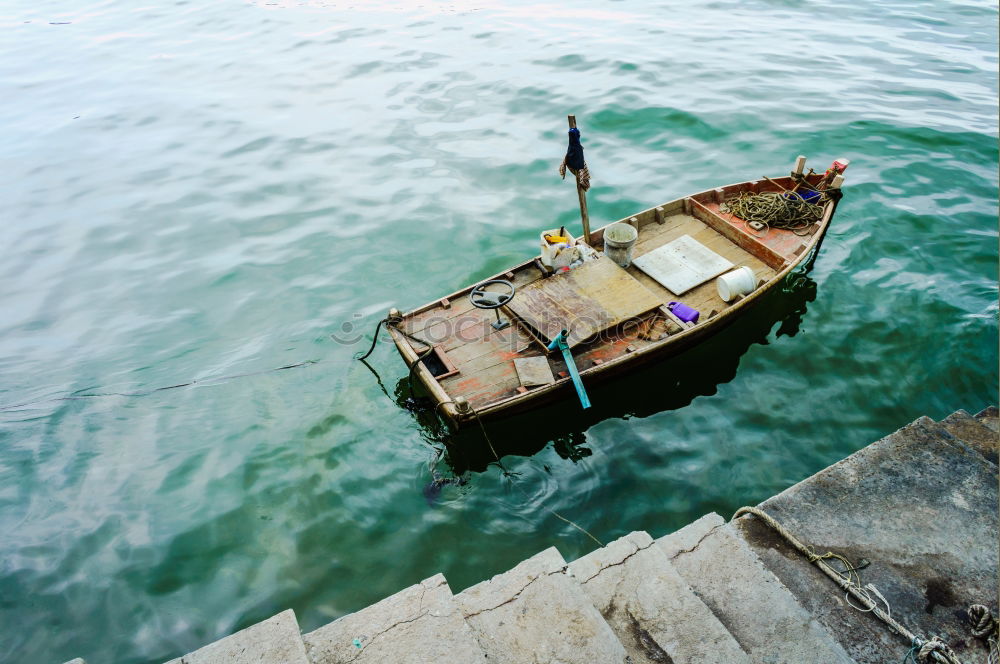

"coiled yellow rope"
[721, 190, 827, 235]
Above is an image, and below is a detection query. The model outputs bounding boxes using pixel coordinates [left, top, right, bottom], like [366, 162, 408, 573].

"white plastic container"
[717, 266, 757, 302]
[603, 223, 639, 268]
[540, 228, 577, 268]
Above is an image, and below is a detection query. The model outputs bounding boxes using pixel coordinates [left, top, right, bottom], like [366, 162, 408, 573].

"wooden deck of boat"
[628, 211, 779, 317]
[400, 207, 788, 411]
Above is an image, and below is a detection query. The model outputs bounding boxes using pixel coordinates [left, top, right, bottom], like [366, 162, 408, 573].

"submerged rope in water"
[357, 316, 603, 548]
[436, 399, 603, 548]
[0, 359, 322, 412]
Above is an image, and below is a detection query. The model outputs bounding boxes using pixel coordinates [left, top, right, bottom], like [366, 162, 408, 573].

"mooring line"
[734, 506, 968, 664]
[356, 323, 604, 548]
[435, 399, 603, 548]
[0, 359, 324, 412]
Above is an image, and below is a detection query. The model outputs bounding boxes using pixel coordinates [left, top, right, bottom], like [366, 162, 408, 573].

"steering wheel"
[469, 279, 516, 309]
[469, 279, 516, 330]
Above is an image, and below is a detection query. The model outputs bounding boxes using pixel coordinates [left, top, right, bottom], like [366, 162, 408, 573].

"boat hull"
[388, 174, 840, 428]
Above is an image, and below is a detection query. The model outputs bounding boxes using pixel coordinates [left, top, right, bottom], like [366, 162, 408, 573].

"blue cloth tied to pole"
[565, 128, 586, 171]
[559, 127, 591, 191]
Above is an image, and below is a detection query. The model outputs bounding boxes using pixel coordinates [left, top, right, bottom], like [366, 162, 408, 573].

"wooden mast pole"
[567, 115, 591, 245]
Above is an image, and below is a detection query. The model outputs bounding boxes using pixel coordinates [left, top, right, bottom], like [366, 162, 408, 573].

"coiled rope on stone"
[968, 604, 999, 664]
[733, 506, 964, 664]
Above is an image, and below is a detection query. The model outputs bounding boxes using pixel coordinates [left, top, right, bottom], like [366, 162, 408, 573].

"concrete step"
[304, 573, 484, 664]
[733, 415, 998, 664]
[658, 514, 855, 664]
[568, 530, 751, 664]
[163, 609, 309, 664]
[975, 405, 999, 432]
[455, 546, 629, 664]
[940, 409, 998, 465]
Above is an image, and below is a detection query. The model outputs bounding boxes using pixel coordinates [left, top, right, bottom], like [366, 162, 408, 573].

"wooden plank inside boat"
[504, 255, 663, 348]
[513, 356, 555, 387]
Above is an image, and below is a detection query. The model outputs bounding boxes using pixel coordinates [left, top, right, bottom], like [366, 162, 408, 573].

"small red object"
[557, 371, 569, 379]
[826, 158, 850, 178]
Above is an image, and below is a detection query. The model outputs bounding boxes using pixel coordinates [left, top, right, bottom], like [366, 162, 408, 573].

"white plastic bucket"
[717, 266, 757, 302]
[604, 223, 639, 268]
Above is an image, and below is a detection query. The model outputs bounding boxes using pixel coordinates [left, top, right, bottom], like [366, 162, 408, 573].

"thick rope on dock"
[968, 604, 999, 664]
[733, 506, 964, 664]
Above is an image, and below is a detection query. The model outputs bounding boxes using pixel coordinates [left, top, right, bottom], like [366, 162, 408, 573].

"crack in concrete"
[578, 540, 654, 585]
[462, 566, 568, 619]
[417, 576, 448, 614]
[667, 524, 722, 561]
[344, 579, 449, 663]
[345, 610, 432, 663]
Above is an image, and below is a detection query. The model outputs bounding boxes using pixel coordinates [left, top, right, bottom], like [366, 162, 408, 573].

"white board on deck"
[632, 234, 734, 295]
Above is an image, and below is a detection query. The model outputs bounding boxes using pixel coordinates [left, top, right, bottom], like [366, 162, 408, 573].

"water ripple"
[1, 0, 996, 662]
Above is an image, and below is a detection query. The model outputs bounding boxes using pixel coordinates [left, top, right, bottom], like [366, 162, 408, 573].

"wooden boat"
[387, 163, 845, 428]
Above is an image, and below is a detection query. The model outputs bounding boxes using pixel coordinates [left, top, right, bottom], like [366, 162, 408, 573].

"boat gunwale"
[389, 174, 839, 425]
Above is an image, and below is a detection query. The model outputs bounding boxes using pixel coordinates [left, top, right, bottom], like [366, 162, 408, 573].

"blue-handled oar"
[547, 329, 591, 409]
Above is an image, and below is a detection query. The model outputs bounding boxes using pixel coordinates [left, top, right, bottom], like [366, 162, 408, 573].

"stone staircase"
[64, 408, 998, 664]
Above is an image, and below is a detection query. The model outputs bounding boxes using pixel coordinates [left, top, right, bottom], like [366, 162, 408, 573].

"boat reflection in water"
[395, 267, 819, 479]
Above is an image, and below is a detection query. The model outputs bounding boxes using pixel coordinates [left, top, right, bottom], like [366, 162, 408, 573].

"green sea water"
[1, 1, 997, 662]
